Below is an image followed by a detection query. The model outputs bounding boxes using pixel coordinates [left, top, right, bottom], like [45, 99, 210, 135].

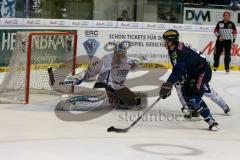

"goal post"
[0, 31, 78, 104]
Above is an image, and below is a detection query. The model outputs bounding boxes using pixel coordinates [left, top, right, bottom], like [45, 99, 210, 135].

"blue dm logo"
[83, 39, 100, 58]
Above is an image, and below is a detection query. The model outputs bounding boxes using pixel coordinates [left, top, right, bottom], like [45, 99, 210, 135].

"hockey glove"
[59, 78, 83, 85]
[59, 74, 87, 86]
[130, 56, 147, 69]
[159, 82, 173, 99]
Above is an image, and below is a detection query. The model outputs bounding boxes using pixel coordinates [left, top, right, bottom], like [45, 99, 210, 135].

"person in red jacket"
[213, 11, 237, 73]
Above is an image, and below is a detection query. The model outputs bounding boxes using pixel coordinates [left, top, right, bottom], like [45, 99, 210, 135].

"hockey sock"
[189, 97, 213, 120]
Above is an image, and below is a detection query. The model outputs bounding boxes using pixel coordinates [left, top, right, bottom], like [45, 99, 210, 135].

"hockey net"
[0, 31, 77, 104]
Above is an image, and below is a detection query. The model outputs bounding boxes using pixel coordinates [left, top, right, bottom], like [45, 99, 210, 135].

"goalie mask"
[113, 43, 127, 63]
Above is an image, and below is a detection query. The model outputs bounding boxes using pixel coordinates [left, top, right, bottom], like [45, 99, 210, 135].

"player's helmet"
[114, 42, 126, 53]
[162, 29, 179, 43]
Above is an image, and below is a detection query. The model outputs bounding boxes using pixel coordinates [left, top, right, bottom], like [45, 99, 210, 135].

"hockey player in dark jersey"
[159, 29, 220, 131]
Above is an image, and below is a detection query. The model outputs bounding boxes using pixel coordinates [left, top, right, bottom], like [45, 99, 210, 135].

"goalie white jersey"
[93, 53, 135, 90]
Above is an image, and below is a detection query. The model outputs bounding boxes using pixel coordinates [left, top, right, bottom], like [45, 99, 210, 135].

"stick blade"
[47, 67, 55, 86]
[107, 126, 128, 133]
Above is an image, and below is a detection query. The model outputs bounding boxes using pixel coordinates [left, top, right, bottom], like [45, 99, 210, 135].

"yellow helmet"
[162, 29, 179, 42]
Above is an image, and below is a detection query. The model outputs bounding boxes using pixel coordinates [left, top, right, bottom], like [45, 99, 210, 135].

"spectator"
[169, 13, 178, 23]
[1, 0, 16, 17]
[117, 10, 131, 21]
[161, 11, 178, 23]
[229, 0, 240, 10]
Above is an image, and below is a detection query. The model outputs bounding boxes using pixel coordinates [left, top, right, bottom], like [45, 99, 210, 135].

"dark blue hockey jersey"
[167, 42, 211, 84]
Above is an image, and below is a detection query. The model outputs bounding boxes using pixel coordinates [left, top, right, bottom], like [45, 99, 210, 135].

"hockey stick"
[48, 66, 85, 86]
[107, 97, 161, 133]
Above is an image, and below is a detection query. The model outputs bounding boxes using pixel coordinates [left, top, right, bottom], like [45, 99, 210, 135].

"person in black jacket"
[159, 29, 220, 131]
[117, 10, 131, 21]
[213, 11, 237, 73]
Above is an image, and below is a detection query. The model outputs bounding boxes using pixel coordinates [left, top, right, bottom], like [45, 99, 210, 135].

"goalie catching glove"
[159, 82, 173, 99]
[59, 73, 88, 86]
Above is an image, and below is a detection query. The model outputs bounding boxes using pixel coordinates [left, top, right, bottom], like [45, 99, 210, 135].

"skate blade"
[224, 113, 231, 116]
[210, 125, 220, 131]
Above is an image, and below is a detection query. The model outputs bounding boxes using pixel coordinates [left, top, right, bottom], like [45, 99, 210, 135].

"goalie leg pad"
[94, 83, 148, 110]
[115, 87, 138, 106]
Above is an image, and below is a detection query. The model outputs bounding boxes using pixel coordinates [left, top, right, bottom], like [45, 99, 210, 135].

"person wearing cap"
[159, 29, 220, 131]
[213, 11, 237, 73]
[117, 10, 131, 21]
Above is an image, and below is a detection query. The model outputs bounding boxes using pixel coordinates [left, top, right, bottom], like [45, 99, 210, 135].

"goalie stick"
[48, 66, 86, 86]
[107, 97, 161, 133]
[47, 67, 55, 86]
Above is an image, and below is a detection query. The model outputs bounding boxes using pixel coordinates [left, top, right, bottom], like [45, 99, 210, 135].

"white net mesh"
[0, 31, 77, 103]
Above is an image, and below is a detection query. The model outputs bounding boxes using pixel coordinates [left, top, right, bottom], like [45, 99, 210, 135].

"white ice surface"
[0, 71, 240, 160]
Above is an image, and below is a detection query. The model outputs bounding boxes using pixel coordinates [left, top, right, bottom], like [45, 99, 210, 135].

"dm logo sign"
[185, 10, 211, 23]
[83, 39, 100, 58]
